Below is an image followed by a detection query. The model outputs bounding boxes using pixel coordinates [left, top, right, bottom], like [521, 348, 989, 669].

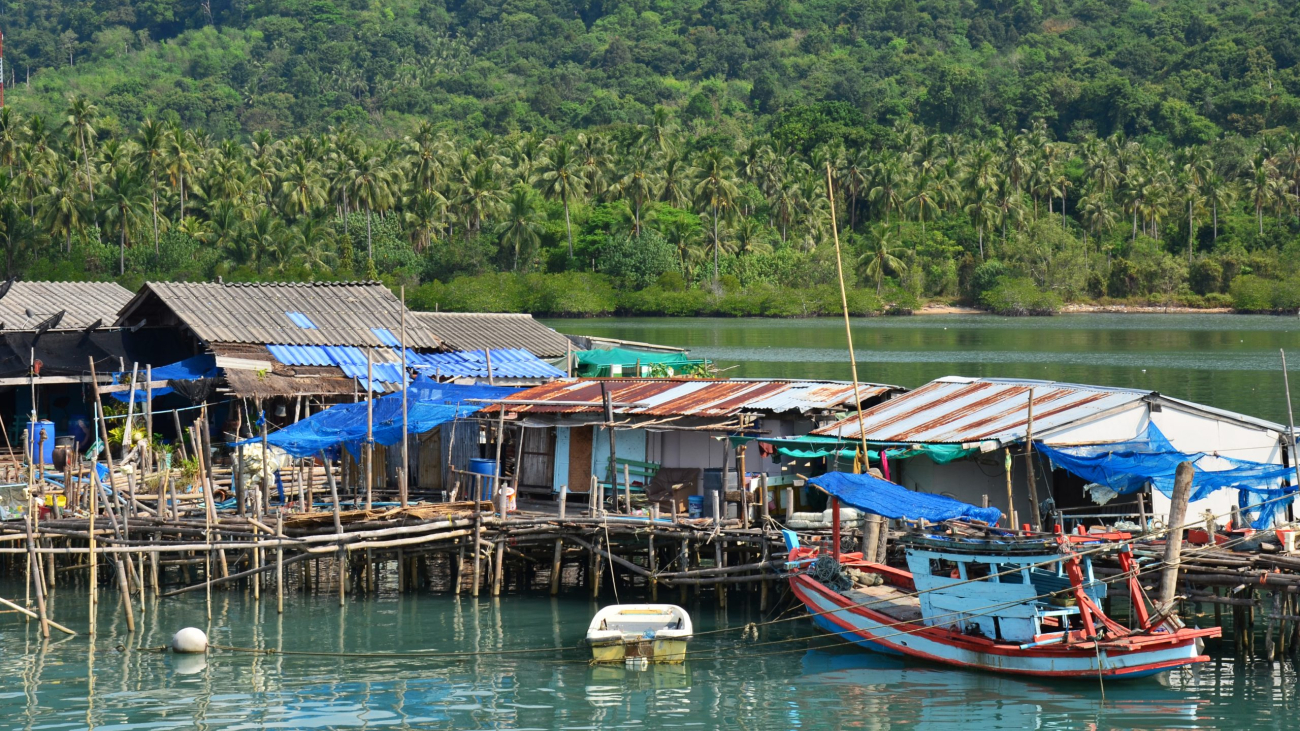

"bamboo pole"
[1025, 389, 1040, 531]
[824, 163, 870, 460]
[23, 509, 49, 638]
[0, 595, 74, 635]
[365, 348, 374, 511]
[471, 476, 482, 597]
[400, 285, 409, 508]
[276, 510, 284, 614]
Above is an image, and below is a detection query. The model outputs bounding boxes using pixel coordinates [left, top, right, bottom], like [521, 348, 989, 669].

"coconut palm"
[533, 141, 585, 257]
[279, 156, 327, 220]
[37, 162, 86, 252]
[348, 150, 394, 260]
[136, 119, 169, 254]
[496, 186, 545, 270]
[689, 148, 740, 283]
[65, 95, 99, 202]
[101, 166, 150, 274]
[616, 149, 660, 236]
[964, 183, 998, 259]
[858, 224, 908, 295]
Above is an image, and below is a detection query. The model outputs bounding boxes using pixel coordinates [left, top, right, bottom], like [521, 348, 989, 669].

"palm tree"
[290, 217, 336, 274]
[689, 148, 740, 283]
[658, 153, 691, 209]
[456, 162, 504, 240]
[101, 167, 149, 274]
[729, 217, 772, 256]
[1205, 175, 1237, 241]
[496, 186, 545, 270]
[868, 160, 908, 227]
[166, 124, 199, 220]
[246, 208, 287, 273]
[279, 156, 326, 220]
[137, 119, 168, 254]
[616, 149, 660, 236]
[37, 162, 86, 252]
[1077, 191, 1117, 268]
[964, 184, 998, 259]
[403, 188, 448, 252]
[65, 95, 99, 203]
[533, 140, 585, 257]
[348, 150, 393, 261]
[906, 174, 941, 239]
[858, 224, 907, 295]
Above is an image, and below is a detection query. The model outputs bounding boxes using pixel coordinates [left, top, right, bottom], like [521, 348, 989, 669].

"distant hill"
[5, 0, 1299, 141]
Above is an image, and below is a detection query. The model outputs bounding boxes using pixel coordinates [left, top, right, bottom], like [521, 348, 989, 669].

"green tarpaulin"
[573, 348, 702, 377]
[730, 435, 979, 464]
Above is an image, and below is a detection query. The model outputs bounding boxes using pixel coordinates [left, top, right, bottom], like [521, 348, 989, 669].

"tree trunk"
[366, 205, 373, 261]
[564, 199, 573, 258]
[1188, 200, 1194, 264]
[712, 203, 720, 283]
[152, 183, 160, 256]
[119, 223, 126, 275]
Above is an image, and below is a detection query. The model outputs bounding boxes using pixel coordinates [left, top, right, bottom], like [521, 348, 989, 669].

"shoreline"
[898, 303, 1240, 316]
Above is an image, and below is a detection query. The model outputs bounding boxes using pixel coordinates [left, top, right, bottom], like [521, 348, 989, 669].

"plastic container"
[687, 495, 704, 519]
[28, 420, 55, 466]
[468, 458, 498, 501]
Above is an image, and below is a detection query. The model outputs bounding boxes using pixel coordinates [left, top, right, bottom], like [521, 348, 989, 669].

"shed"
[491, 378, 901, 500]
[812, 376, 1291, 528]
[410, 312, 572, 359]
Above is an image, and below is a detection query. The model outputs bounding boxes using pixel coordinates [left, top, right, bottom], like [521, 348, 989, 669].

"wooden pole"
[122, 363, 138, 461]
[471, 476, 482, 597]
[1025, 388, 1041, 531]
[1004, 449, 1015, 530]
[485, 349, 495, 386]
[1281, 350, 1300, 516]
[23, 509, 49, 638]
[1158, 461, 1195, 610]
[399, 285, 409, 508]
[492, 407, 506, 518]
[259, 399, 270, 517]
[602, 383, 617, 514]
[365, 348, 374, 511]
[824, 163, 871, 459]
[276, 510, 284, 614]
[88, 454, 97, 636]
[738, 444, 748, 528]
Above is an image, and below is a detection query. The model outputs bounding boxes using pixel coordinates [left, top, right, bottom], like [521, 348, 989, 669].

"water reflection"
[798, 649, 1202, 730]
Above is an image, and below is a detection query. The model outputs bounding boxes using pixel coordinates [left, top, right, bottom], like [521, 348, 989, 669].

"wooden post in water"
[737, 444, 748, 528]
[648, 504, 659, 602]
[1158, 461, 1195, 610]
[471, 476, 483, 597]
[23, 508, 49, 638]
[1025, 389, 1041, 532]
[276, 510, 284, 614]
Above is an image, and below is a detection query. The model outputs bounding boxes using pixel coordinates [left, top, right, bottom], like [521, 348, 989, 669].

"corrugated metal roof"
[495, 378, 896, 417]
[0, 281, 134, 332]
[411, 312, 572, 358]
[812, 376, 1147, 445]
[116, 281, 445, 348]
[267, 344, 565, 383]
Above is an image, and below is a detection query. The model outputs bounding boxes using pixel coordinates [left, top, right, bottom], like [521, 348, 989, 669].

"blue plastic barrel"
[687, 495, 704, 519]
[468, 458, 498, 500]
[28, 420, 55, 466]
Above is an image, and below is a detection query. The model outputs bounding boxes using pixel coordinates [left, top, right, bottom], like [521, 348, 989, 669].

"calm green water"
[549, 314, 1300, 424]
[2, 583, 1298, 730]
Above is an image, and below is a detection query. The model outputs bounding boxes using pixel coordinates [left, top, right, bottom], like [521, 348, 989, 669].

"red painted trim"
[791, 576, 1210, 673]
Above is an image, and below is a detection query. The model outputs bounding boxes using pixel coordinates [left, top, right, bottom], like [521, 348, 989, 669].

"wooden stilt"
[276, 510, 284, 614]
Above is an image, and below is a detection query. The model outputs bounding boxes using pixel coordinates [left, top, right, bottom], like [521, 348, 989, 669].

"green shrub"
[597, 231, 678, 290]
[523, 272, 617, 316]
[980, 277, 1062, 316]
[1229, 275, 1275, 312]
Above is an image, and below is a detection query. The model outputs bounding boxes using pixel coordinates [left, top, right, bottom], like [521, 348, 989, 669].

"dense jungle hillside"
[2, 0, 1300, 315]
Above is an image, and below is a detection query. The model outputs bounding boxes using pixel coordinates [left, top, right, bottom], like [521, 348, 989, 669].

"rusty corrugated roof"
[812, 376, 1149, 445]
[495, 378, 897, 417]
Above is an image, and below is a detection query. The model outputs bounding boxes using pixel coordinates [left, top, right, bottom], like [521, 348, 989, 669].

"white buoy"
[172, 627, 208, 654]
[172, 654, 208, 675]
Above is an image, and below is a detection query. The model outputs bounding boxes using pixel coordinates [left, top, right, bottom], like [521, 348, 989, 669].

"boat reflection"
[799, 649, 1203, 730]
[584, 662, 691, 708]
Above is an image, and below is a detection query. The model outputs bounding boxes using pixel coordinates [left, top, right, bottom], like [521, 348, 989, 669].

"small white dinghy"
[586, 604, 692, 665]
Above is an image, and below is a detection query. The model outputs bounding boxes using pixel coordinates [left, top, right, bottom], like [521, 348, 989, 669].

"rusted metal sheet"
[812, 376, 1148, 444]
[494, 378, 896, 417]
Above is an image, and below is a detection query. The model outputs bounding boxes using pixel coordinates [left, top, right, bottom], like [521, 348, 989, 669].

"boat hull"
[791, 574, 1210, 679]
[590, 638, 688, 664]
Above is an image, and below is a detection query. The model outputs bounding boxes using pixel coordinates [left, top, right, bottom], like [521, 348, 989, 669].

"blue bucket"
[687, 495, 704, 519]
[468, 458, 498, 500]
[28, 420, 55, 466]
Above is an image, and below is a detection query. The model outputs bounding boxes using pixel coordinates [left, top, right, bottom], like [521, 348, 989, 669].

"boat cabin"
[904, 541, 1105, 644]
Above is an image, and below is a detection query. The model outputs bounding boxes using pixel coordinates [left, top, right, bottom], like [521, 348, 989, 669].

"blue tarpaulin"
[1035, 423, 1296, 529]
[238, 376, 519, 458]
[809, 471, 1003, 524]
[111, 354, 220, 402]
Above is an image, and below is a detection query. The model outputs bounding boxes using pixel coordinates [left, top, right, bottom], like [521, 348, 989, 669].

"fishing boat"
[787, 471, 1220, 679]
[586, 604, 693, 665]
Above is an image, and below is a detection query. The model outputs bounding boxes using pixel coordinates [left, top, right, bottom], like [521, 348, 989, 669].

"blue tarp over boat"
[808, 471, 1003, 524]
[238, 376, 519, 458]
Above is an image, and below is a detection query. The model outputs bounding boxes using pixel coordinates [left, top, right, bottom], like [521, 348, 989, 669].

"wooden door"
[568, 425, 593, 492]
[518, 427, 555, 492]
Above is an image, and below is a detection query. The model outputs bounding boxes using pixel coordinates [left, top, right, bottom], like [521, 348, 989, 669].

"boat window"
[928, 558, 960, 578]
[966, 563, 991, 581]
[993, 564, 1026, 583]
